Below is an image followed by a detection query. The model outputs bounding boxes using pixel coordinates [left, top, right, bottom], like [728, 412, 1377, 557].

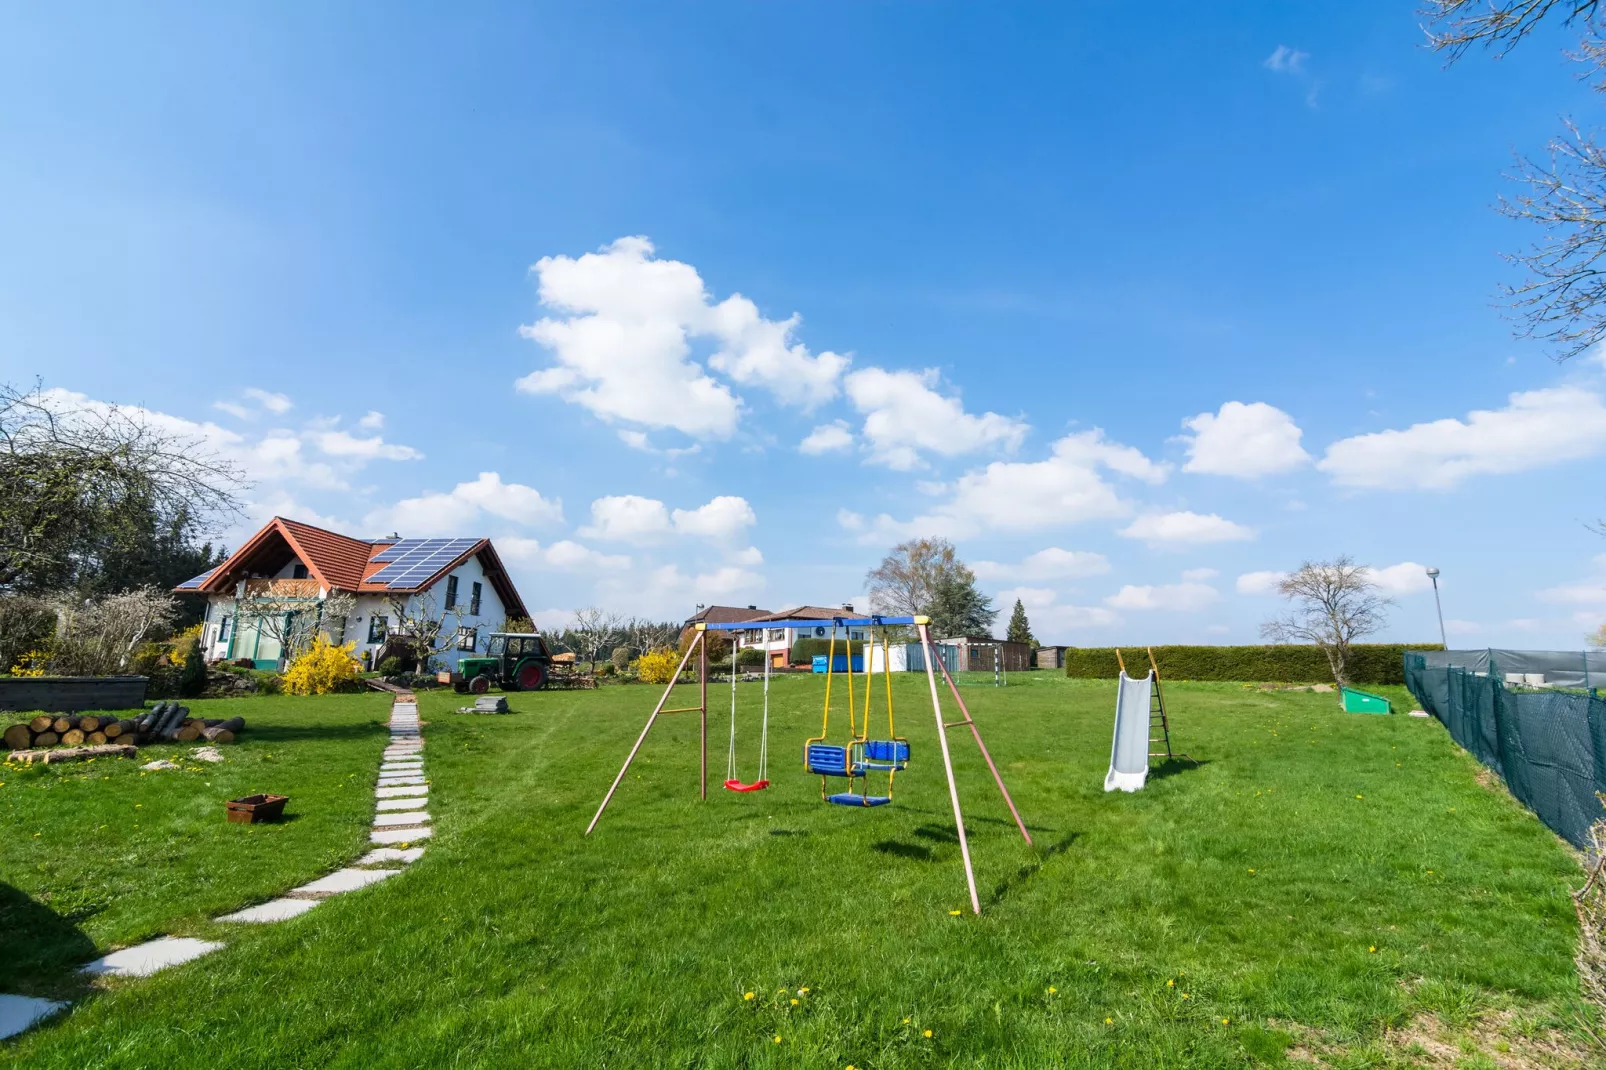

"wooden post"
[699, 626, 709, 800]
[586, 631, 704, 835]
[918, 622, 981, 915]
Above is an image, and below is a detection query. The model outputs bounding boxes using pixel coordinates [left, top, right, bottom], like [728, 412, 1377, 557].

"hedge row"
[1063, 644, 1442, 685]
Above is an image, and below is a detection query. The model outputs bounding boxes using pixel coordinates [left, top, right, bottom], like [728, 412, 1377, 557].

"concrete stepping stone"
[381, 758, 424, 766]
[373, 810, 430, 827]
[371, 825, 432, 845]
[82, 937, 224, 978]
[291, 867, 400, 897]
[357, 847, 425, 865]
[217, 897, 320, 923]
[380, 764, 423, 774]
[0, 995, 68, 1041]
[376, 785, 428, 798]
[377, 775, 427, 786]
[376, 796, 431, 811]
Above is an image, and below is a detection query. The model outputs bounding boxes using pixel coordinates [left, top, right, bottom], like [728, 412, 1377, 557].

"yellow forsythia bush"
[282, 635, 361, 695]
[634, 648, 683, 685]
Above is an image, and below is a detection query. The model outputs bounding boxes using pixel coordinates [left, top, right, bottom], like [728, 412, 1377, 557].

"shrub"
[610, 647, 632, 673]
[635, 648, 684, 685]
[735, 647, 766, 667]
[179, 635, 207, 697]
[378, 656, 402, 676]
[254, 670, 284, 695]
[283, 635, 361, 695]
[9, 646, 54, 677]
[1062, 644, 1443, 686]
[0, 595, 58, 675]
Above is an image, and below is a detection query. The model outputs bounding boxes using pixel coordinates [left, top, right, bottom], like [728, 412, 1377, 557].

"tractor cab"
[448, 632, 553, 694]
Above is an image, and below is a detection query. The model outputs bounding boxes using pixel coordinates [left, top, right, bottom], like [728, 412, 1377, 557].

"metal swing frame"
[585, 615, 1033, 914]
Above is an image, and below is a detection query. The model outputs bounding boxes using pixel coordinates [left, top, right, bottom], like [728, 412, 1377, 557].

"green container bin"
[1341, 687, 1392, 715]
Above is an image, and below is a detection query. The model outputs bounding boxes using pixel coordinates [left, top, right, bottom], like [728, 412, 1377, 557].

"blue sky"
[4, 2, 1606, 645]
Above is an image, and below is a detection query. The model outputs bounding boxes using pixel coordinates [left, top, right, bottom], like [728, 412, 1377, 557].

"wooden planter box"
[0, 676, 149, 714]
[226, 794, 288, 824]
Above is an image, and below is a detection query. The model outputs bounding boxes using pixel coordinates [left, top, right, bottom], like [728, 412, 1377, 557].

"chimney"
[747, 605, 757, 610]
[841, 602, 854, 612]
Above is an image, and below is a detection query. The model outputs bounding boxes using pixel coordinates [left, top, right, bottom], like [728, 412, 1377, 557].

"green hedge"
[1063, 644, 1442, 685]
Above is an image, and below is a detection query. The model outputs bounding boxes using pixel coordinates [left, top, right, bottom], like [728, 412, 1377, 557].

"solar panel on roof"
[365, 538, 479, 589]
[176, 567, 217, 590]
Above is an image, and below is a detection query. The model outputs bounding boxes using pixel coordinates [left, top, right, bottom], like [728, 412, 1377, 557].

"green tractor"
[445, 632, 554, 694]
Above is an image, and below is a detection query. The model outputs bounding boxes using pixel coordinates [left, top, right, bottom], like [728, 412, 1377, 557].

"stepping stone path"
[2, 692, 432, 1041]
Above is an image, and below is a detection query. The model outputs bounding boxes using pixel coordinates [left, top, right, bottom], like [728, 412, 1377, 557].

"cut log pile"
[4, 703, 247, 753]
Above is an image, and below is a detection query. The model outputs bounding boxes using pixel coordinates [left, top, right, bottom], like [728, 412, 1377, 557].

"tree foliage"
[866, 537, 996, 639]
[927, 573, 997, 640]
[1006, 598, 1036, 646]
[0, 382, 241, 596]
[1260, 557, 1392, 689]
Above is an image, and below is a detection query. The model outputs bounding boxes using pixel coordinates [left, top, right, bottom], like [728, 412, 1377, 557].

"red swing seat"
[723, 778, 770, 792]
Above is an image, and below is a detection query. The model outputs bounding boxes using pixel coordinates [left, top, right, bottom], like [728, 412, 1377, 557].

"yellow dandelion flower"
[1248, 868, 1255, 874]
[790, 998, 799, 1006]
[948, 910, 962, 916]
[1222, 1018, 1229, 1025]
[1355, 794, 1363, 799]
[799, 987, 809, 995]
[1368, 945, 1377, 953]
[923, 1029, 933, 1038]
[1181, 993, 1190, 999]
[1047, 986, 1057, 994]
[903, 1017, 911, 1025]
[773, 1035, 782, 1044]
[744, 992, 755, 1001]
[1105, 1017, 1113, 1025]
[1167, 979, 1174, 987]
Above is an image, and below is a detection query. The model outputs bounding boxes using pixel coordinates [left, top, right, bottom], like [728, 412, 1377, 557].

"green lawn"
[1, 692, 393, 997]
[1, 674, 1596, 1067]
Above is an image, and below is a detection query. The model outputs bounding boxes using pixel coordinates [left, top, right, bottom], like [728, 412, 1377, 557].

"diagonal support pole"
[933, 643, 1033, 848]
[586, 631, 704, 836]
[919, 623, 980, 915]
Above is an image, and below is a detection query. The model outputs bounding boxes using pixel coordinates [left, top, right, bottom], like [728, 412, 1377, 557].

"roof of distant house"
[748, 605, 859, 624]
[683, 604, 773, 627]
[174, 516, 528, 618]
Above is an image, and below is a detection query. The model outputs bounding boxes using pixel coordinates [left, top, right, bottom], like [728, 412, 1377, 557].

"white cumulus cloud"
[366, 472, 563, 537]
[973, 547, 1111, 582]
[1181, 401, 1310, 478]
[799, 420, 854, 455]
[306, 429, 423, 462]
[1264, 45, 1308, 74]
[1236, 569, 1288, 595]
[1105, 582, 1220, 612]
[243, 387, 293, 415]
[582, 493, 757, 542]
[1119, 511, 1254, 548]
[845, 367, 1027, 470]
[860, 430, 1166, 541]
[517, 236, 849, 438]
[1318, 386, 1606, 490]
[1364, 561, 1434, 595]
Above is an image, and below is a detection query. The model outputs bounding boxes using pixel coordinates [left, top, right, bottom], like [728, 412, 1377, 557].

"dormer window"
[292, 563, 308, 579]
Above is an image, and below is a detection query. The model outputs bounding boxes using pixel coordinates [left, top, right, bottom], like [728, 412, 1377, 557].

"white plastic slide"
[1105, 671, 1152, 792]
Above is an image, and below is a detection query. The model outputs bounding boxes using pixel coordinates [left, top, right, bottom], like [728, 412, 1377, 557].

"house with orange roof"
[174, 517, 528, 670]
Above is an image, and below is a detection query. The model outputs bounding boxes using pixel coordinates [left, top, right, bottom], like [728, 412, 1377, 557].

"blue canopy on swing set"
[699, 614, 927, 631]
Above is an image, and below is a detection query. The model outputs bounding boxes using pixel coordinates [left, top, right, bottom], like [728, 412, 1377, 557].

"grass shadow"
[243, 723, 393, 745]
[871, 840, 935, 862]
[1149, 757, 1209, 782]
[987, 831, 1081, 906]
[913, 824, 960, 845]
[0, 882, 97, 997]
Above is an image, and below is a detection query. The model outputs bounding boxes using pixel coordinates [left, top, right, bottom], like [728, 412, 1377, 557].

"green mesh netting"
[1406, 653, 1606, 848]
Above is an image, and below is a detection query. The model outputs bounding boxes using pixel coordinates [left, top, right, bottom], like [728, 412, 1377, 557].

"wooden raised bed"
[0, 676, 148, 713]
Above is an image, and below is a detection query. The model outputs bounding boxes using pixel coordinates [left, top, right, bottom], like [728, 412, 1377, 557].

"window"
[292, 563, 309, 579]
[219, 616, 232, 643]
[444, 575, 459, 610]
[457, 627, 478, 652]
[470, 580, 482, 615]
[368, 616, 388, 644]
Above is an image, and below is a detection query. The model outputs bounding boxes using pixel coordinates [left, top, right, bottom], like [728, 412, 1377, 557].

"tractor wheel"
[453, 681, 469, 694]
[468, 675, 491, 695]
[515, 661, 547, 691]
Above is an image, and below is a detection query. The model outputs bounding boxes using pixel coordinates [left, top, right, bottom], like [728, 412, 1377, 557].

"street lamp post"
[1426, 567, 1447, 649]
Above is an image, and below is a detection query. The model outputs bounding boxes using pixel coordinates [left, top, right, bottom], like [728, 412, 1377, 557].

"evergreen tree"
[1005, 598, 1035, 646]
[926, 573, 997, 639]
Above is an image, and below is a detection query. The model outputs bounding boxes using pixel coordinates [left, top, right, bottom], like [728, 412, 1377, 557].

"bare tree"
[1423, 2, 1606, 358]
[625, 617, 681, 655]
[51, 586, 179, 675]
[866, 537, 973, 616]
[385, 590, 473, 670]
[570, 607, 623, 672]
[1261, 557, 1393, 689]
[234, 583, 355, 665]
[0, 381, 244, 591]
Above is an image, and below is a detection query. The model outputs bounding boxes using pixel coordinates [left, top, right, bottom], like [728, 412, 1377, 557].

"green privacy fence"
[1405, 652, 1606, 848]
[1063, 644, 1440, 685]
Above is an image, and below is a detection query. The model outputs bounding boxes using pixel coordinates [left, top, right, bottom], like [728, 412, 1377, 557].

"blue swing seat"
[827, 792, 892, 807]
[852, 739, 909, 773]
[806, 743, 852, 777]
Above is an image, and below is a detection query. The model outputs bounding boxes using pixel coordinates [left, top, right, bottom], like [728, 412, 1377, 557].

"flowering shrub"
[282, 635, 361, 695]
[634, 648, 683, 685]
[9, 647, 53, 676]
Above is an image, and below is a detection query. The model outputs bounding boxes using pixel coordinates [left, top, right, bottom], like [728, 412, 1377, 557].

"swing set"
[585, 614, 1031, 914]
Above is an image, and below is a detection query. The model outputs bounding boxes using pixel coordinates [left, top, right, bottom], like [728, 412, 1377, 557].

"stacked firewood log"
[3, 703, 246, 751]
